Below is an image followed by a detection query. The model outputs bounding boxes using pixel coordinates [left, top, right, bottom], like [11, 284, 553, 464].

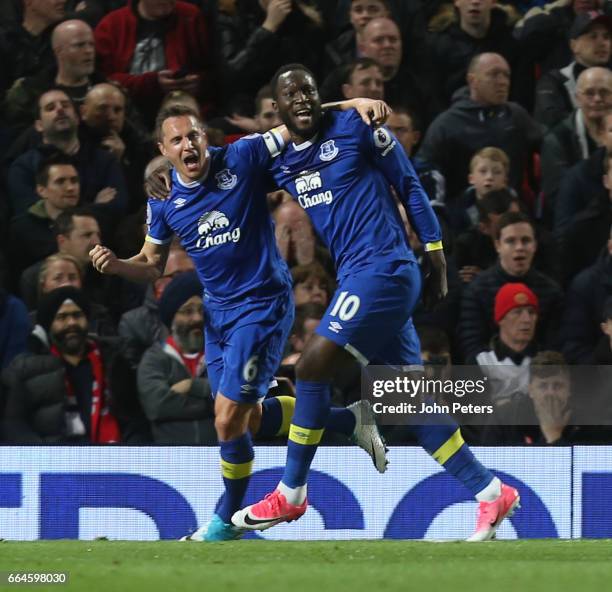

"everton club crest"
[319, 140, 339, 162]
[215, 168, 237, 190]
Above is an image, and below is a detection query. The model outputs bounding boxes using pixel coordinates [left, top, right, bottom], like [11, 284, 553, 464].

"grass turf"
[0, 540, 610, 592]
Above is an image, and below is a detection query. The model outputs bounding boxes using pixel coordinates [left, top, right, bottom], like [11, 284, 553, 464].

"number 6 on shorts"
[242, 355, 259, 383]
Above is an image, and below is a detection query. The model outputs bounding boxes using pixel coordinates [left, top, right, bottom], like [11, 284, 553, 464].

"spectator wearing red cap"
[476, 282, 540, 406]
[458, 211, 564, 363]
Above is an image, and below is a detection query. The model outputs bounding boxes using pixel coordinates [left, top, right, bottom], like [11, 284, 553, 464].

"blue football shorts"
[316, 261, 423, 367]
[204, 289, 294, 404]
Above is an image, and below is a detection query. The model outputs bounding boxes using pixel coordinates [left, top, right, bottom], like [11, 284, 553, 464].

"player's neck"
[177, 158, 210, 186]
[290, 130, 318, 147]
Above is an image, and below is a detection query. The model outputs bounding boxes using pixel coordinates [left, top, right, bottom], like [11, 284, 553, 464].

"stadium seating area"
[1, 0, 612, 446]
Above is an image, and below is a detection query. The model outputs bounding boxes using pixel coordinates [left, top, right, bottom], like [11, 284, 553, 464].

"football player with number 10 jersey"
[233, 65, 520, 542]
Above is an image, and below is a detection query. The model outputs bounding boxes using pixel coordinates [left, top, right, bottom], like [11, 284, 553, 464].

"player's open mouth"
[183, 153, 199, 172]
[295, 108, 312, 124]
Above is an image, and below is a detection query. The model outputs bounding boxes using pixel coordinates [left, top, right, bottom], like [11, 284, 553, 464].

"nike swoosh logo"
[243, 514, 287, 526]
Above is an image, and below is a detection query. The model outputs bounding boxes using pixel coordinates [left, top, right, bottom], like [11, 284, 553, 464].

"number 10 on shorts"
[330, 291, 361, 321]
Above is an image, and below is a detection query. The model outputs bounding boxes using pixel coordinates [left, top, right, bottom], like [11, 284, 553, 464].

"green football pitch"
[1, 540, 611, 592]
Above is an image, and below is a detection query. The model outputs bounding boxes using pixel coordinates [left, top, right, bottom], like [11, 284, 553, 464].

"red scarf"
[51, 340, 121, 443]
[165, 336, 205, 377]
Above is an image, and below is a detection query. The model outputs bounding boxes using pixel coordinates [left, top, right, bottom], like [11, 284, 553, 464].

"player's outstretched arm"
[90, 240, 170, 284]
[322, 98, 391, 126]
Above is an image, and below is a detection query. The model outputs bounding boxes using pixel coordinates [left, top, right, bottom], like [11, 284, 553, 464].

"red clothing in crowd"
[94, 0, 214, 112]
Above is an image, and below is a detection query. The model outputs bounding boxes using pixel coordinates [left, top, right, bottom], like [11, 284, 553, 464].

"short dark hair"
[155, 104, 201, 142]
[35, 153, 77, 187]
[388, 103, 421, 132]
[54, 207, 98, 237]
[494, 211, 535, 240]
[37, 88, 74, 118]
[342, 57, 383, 85]
[476, 189, 516, 222]
[255, 84, 274, 115]
[270, 63, 317, 99]
[292, 302, 326, 338]
[529, 351, 569, 382]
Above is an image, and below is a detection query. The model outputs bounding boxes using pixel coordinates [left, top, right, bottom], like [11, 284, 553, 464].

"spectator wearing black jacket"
[323, 0, 389, 76]
[2, 287, 148, 443]
[418, 52, 542, 201]
[119, 245, 194, 369]
[3, 19, 104, 135]
[7, 89, 129, 218]
[514, 0, 611, 74]
[560, 227, 612, 363]
[0, 0, 65, 101]
[534, 11, 612, 130]
[137, 271, 216, 444]
[458, 212, 564, 363]
[541, 67, 612, 210]
[80, 83, 153, 213]
[8, 153, 80, 285]
[427, 2, 523, 109]
[357, 17, 435, 125]
[216, 0, 325, 112]
[558, 146, 612, 284]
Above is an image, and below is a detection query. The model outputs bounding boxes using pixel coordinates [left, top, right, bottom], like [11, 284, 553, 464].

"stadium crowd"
[1, 0, 612, 446]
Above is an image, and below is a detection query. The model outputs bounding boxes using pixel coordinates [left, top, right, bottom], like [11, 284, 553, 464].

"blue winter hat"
[158, 271, 203, 328]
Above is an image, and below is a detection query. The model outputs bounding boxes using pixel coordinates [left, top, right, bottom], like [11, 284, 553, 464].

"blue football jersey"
[269, 110, 442, 279]
[146, 131, 291, 309]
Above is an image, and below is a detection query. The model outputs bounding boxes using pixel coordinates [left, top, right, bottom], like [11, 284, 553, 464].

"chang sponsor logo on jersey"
[195, 210, 241, 249]
[295, 170, 333, 209]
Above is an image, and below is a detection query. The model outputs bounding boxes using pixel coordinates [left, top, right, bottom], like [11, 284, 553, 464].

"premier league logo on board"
[215, 168, 237, 190]
[319, 140, 338, 162]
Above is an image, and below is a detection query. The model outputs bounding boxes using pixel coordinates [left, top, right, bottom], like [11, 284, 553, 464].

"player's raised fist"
[90, 244, 120, 275]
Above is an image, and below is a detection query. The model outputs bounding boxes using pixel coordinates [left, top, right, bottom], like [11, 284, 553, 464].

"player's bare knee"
[215, 413, 245, 441]
[296, 352, 338, 382]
